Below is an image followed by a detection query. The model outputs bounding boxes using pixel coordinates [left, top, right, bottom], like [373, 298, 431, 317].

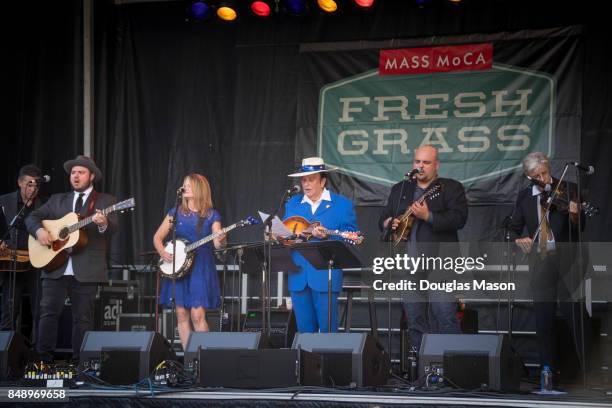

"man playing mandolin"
[283, 157, 358, 333]
[26, 156, 117, 363]
[379, 145, 468, 351]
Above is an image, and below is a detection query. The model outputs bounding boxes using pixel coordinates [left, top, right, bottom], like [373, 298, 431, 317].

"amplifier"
[117, 313, 158, 332]
[242, 309, 296, 348]
[95, 283, 140, 330]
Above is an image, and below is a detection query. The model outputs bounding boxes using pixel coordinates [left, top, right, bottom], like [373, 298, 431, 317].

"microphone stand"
[568, 166, 587, 388]
[501, 214, 517, 342]
[218, 249, 228, 331]
[261, 188, 293, 336]
[384, 174, 410, 374]
[169, 189, 182, 348]
[1, 185, 38, 332]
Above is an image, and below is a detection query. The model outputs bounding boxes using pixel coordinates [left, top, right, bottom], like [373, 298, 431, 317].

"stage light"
[250, 1, 272, 17]
[415, 0, 428, 7]
[217, 1, 238, 21]
[353, 0, 374, 8]
[318, 0, 338, 13]
[285, 0, 307, 15]
[186, 0, 212, 21]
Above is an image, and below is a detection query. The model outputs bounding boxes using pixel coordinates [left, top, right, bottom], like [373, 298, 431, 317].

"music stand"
[291, 240, 362, 332]
[241, 242, 299, 335]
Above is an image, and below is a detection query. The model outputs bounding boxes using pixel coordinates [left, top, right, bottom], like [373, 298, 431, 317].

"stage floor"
[2, 384, 612, 407]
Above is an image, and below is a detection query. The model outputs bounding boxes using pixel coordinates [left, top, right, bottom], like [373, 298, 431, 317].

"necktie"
[539, 200, 550, 258]
[75, 193, 85, 213]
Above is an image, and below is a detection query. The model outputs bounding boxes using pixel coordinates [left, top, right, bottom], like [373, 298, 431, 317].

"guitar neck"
[321, 228, 346, 238]
[185, 223, 237, 253]
[398, 187, 435, 220]
[68, 205, 115, 233]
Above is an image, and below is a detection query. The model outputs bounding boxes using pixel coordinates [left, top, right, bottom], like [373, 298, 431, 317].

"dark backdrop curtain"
[0, 0, 83, 196]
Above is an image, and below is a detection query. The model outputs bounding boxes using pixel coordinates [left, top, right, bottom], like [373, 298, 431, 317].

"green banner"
[317, 63, 554, 186]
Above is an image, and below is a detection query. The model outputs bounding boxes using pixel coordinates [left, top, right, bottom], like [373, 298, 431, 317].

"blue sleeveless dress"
[159, 208, 222, 309]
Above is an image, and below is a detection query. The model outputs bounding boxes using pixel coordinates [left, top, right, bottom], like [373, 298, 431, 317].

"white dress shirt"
[64, 186, 95, 276]
[301, 188, 331, 214]
[532, 184, 556, 251]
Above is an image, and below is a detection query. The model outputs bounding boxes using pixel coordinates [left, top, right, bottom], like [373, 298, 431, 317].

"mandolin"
[0, 249, 30, 272]
[390, 182, 441, 246]
[283, 215, 364, 245]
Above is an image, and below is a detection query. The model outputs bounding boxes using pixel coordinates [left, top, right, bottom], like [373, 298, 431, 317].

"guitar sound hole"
[58, 227, 70, 240]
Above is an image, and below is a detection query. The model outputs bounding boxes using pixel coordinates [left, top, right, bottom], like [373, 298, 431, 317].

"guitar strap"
[85, 190, 98, 217]
[196, 212, 206, 237]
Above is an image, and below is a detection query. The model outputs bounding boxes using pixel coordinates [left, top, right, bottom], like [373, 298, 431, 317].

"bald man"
[379, 145, 468, 351]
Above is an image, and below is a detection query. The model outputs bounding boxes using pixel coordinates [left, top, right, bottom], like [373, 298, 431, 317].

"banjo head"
[159, 239, 193, 278]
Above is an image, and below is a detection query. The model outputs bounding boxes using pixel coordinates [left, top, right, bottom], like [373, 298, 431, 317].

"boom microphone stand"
[169, 188, 182, 347]
[261, 187, 296, 336]
[1, 182, 39, 332]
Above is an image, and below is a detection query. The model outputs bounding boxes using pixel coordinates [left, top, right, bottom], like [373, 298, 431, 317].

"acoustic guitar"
[28, 198, 135, 270]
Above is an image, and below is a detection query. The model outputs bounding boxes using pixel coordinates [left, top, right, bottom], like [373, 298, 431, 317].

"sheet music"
[258, 211, 292, 238]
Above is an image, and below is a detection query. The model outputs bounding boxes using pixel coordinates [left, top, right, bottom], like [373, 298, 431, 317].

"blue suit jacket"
[283, 192, 358, 293]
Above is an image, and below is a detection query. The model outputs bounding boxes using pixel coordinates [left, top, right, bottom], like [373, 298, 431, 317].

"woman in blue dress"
[153, 173, 225, 349]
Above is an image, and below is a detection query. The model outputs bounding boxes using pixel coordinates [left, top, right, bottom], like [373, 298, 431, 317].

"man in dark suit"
[26, 156, 117, 362]
[0, 164, 45, 341]
[379, 145, 468, 351]
[510, 151, 588, 382]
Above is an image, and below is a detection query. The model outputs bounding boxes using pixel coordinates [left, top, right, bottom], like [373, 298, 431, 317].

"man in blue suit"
[284, 157, 358, 333]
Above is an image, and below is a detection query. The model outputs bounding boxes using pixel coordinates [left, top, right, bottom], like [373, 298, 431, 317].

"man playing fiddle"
[510, 151, 589, 386]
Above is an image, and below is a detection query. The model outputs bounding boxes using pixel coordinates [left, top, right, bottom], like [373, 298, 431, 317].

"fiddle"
[527, 176, 598, 217]
[282, 215, 364, 245]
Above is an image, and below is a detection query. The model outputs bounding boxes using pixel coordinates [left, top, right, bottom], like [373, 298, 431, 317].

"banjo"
[158, 216, 258, 279]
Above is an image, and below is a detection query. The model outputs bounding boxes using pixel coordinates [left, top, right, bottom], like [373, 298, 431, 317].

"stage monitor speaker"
[0, 331, 29, 380]
[292, 332, 389, 387]
[198, 348, 323, 388]
[419, 334, 521, 391]
[79, 331, 176, 385]
[242, 309, 296, 348]
[184, 332, 265, 372]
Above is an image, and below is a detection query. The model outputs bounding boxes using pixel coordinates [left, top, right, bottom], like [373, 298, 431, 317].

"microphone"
[177, 187, 185, 195]
[286, 185, 301, 195]
[404, 167, 422, 181]
[568, 162, 595, 175]
[526, 176, 552, 192]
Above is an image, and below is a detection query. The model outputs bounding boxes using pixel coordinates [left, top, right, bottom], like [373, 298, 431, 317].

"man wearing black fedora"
[26, 155, 117, 362]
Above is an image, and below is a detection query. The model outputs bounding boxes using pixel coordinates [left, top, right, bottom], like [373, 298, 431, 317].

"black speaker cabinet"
[419, 334, 521, 391]
[184, 331, 265, 372]
[292, 332, 389, 387]
[79, 331, 176, 385]
[0, 331, 29, 380]
[198, 348, 323, 388]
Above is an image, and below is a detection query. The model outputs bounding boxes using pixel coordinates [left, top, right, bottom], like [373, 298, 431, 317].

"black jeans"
[37, 276, 97, 362]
